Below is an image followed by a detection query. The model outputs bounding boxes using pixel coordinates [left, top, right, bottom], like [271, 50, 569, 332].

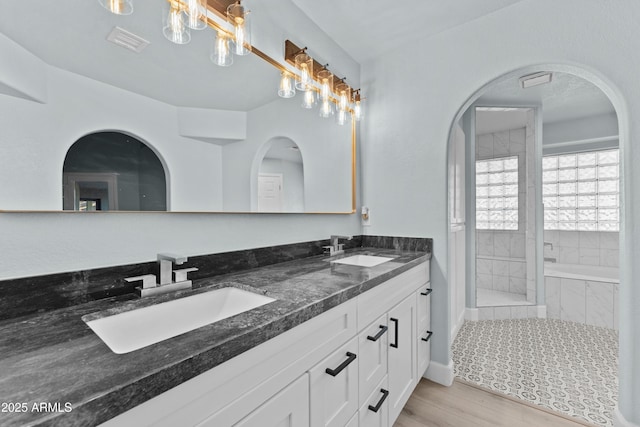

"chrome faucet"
[324, 235, 353, 256]
[125, 253, 198, 297]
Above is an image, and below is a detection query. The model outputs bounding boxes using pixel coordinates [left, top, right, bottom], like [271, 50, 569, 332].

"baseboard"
[537, 305, 547, 318]
[615, 408, 640, 427]
[451, 309, 466, 341]
[424, 360, 454, 386]
[465, 308, 478, 321]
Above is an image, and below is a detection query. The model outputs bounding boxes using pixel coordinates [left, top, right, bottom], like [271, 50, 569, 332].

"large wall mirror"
[0, 1, 355, 213]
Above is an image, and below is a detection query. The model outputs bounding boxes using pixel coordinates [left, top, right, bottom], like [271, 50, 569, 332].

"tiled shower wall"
[543, 230, 619, 267]
[476, 116, 536, 304]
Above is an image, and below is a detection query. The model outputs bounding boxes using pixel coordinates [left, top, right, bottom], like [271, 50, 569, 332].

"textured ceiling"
[291, 0, 527, 63]
[477, 72, 615, 123]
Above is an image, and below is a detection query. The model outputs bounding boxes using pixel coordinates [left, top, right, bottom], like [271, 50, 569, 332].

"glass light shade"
[319, 100, 334, 118]
[227, 3, 251, 55]
[336, 108, 348, 126]
[163, 2, 191, 45]
[278, 72, 296, 98]
[301, 86, 317, 109]
[99, 0, 133, 15]
[335, 82, 349, 111]
[185, 0, 207, 30]
[317, 69, 333, 102]
[211, 31, 233, 66]
[353, 100, 363, 121]
[294, 53, 313, 91]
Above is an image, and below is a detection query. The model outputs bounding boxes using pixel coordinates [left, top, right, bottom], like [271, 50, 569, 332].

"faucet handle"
[157, 253, 188, 265]
[173, 267, 198, 283]
[125, 274, 157, 289]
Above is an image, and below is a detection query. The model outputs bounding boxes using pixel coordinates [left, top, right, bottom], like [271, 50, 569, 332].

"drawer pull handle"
[368, 388, 389, 413]
[325, 352, 357, 377]
[390, 317, 399, 348]
[367, 325, 388, 342]
[420, 288, 433, 296]
[421, 331, 433, 342]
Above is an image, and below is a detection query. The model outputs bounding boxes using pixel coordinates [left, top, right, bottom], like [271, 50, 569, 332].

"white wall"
[360, 0, 639, 423]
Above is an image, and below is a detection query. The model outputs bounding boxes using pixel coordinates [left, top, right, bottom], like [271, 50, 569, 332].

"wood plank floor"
[394, 379, 594, 427]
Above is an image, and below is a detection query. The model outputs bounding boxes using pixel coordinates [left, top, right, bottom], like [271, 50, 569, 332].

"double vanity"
[0, 236, 432, 426]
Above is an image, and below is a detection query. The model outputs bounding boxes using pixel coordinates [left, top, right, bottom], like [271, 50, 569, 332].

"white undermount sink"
[330, 255, 394, 267]
[85, 287, 275, 354]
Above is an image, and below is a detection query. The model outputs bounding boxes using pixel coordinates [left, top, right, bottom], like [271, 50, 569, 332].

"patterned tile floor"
[452, 318, 618, 426]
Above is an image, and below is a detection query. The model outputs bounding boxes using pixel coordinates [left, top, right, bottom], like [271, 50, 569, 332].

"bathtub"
[544, 262, 619, 329]
[544, 262, 619, 284]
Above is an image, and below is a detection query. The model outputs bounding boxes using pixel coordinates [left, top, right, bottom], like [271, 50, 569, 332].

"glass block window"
[476, 156, 519, 230]
[543, 149, 619, 231]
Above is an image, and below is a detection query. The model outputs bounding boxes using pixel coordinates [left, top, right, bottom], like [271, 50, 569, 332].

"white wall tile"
[477, 273, 493, 290]
[477, 231, 494, 256]
[478, 307, 495, 321]
[493, 131, 510, 156]
[560, 279, 586, 323]
[492, 260, 510, 276]
[579, 231, 600, 248]
[527, 305, 539, 318]
[599, 232, 619, 249]
[509, 233, 526, 258]
[493, 275, 510, 293]
[477, 258, 493, 275]
[494, 307, 511, 320]
[579, 247, 600, 265]
[477, 134, 493, 159]
[509, 277, 526, 295]
[559, 231, 580, 248]
[509, 261, 526, 279]
[509, 128, 526, 155]
[600, 249, 619, 267]
[585, 281, 614, 329]
[545, 277, 561, 319]
[544, 230, 559, 246]
[494, 233, 510, 257]
[559, 247, 580, 264]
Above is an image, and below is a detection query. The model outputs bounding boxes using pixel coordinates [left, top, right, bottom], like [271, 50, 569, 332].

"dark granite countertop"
[0, 247, 430, 426]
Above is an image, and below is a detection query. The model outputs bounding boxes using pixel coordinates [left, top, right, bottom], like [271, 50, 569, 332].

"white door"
[387, 294, 417, 425]
[258, 173, 283, 212]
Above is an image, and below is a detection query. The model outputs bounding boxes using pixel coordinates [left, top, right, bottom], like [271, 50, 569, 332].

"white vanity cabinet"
[99, 261, 430, 427]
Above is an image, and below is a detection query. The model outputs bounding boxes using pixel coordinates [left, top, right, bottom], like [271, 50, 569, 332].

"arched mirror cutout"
[256, 137, 304, 212]
[62, 132, 167, 211]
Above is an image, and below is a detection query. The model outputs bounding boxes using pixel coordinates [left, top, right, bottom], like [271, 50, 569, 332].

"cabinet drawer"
[358, 315, 388, 405]
[358, 263, 429, 329]
[231, 375, 309, 427]
[309, 337, 359, 427]
[345, 413, 358, 427]
[416, 285, 432, 332]
[358, 376, 389, 427]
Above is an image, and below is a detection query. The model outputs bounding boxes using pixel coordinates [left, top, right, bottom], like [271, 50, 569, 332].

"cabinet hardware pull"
[367, 325, 388, 342]
[368, 388, 389, 413]
[421, 331, 433, 342]
[420, 288, 433, 296]
[390, 317, 399, 348]
[325, 352, 357, 377]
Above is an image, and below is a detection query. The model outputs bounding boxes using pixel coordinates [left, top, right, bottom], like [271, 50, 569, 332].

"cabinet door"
[387, 294, 417, 425]
[309, 337, 359, 427]
[345, 413, 358, 427]
[232, 375, 309, 427]
[416, 288, 432, 377]
[358, 376, 389, 427]
[358, 315, 388, 405]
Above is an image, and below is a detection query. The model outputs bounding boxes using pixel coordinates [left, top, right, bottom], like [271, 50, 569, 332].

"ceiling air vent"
[519, 72, 553, 89]
[106, 27, 150, 53]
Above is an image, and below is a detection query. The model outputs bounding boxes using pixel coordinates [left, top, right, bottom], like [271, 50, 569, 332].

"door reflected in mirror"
[62, 132, 167, 211]
[257, 138, 304, 212]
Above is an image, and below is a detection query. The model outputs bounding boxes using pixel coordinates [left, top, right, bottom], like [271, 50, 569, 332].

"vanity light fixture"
[335, 108, 348, 126]
[227, 1, 251, 56]
[163, 0, 191, 45]
[99, 0, 133, 15]
[184, 0, 207, 30]
[278, 72, 296, 98]
[319, 99, 334, 118]
[294, 50, 313, 90]
[317, 67, 334, 102]
[334, 79, 351, 112]
[211, 30, 233, 66]
[301, 86, 317, 109]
